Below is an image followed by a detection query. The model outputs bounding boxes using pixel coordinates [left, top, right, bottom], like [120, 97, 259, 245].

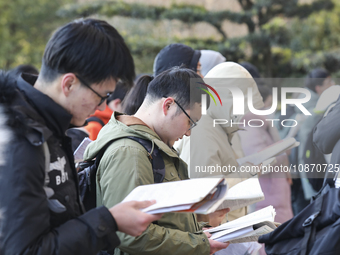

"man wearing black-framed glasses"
[84, 66, 229, 255]
[0, 18, 163, 255]
[173, 99, 197, 131]
[76, 75, 112, 106]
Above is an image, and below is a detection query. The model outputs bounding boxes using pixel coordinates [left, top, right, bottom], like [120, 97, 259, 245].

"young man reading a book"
[84, 67, 229, 255]
[0, 19, 162, 255]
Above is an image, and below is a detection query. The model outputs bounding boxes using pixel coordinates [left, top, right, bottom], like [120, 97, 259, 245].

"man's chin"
[70, 119, 87, 128]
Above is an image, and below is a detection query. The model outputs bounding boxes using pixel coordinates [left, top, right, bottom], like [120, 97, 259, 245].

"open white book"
[217, 177, 264, 212]
[237, 137, 299, 166]
[122, 178, 227, 214]
[205, 206, 278, 243]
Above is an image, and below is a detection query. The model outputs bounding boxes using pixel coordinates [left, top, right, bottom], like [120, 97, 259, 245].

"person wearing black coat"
[0, 19, 161, 255]
[313, 94, 340, 174]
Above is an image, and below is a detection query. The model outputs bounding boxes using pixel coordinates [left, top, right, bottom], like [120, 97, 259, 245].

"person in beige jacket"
[175, 62, 264, 221]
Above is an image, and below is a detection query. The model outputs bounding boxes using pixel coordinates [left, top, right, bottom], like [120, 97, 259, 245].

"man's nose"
[97, 101, 107, 111]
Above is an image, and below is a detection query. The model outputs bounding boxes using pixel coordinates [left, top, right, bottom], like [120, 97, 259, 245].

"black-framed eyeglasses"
[174, 100, 197, 130]
[76, 75, 112, 106]
[164, 96, 197, 130]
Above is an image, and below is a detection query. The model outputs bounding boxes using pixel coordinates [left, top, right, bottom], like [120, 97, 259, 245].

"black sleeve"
[313, 97, 340, 154]
[0, 138, 120, 255]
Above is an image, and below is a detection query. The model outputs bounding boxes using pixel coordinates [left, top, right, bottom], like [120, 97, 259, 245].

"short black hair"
[240, 62, 265, 86]
[258, 85, 271, 102]
[41, 18, 135, 85]
[305, 68, 330, 93]
[107, 81, 130, 104]
[146, 66, 209, 111]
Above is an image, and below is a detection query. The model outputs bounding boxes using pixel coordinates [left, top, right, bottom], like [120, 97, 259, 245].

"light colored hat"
[199, 50, 226, 77]
[204, 62, 264, 122]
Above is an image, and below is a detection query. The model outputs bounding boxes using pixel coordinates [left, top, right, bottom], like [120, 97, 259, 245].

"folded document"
[237, 137, 299, 166]
[205, 206, 278, 243]
[217, 177, 264, 212]
[122, 178, 227, 214]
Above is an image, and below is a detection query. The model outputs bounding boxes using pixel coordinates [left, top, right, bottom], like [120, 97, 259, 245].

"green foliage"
[0, 0, 73, 70]
[58, 0, 337, 77]
[4, 0, 336, 77]
[287, 0, 340, 73]
[284, 0, 334, 19]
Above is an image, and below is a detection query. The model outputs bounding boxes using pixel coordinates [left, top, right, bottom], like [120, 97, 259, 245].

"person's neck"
[34, 77, 61, 104]
[134, 103, 157, 132]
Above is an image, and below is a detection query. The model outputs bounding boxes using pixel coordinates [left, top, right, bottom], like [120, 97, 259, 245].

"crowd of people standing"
[0, 17, 339, 255]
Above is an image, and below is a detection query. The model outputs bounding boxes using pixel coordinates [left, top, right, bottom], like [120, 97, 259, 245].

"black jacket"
[0, 73, 120, 255]
[313, 95, 340, 168]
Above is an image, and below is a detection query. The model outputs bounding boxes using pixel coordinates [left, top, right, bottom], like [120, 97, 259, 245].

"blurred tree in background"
[1, 0, 340, 79]
[0, 0, 73, 70]
[57, 0, 338, 78]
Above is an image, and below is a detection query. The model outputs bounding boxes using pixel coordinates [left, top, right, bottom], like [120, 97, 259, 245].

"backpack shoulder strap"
[81, 136, 165, 186]
[126, 136, 165, 183]
[93, 139, 117, 166]
[86, 116, 105, 127]
[78, 138, 119, 176]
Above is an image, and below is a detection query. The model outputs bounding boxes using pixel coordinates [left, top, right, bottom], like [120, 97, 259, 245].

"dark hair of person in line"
[240, 61, 265, 86]
[40, 18, 135, 85]
[144, 66, 210, 113]
[8, 64, 39, 78]
[121, 76, 151, 115]
[257, 85, 271, 102]
[305, 68, 330, 93]
[107, 81, 131, 105]
[153, 43, 201, 76]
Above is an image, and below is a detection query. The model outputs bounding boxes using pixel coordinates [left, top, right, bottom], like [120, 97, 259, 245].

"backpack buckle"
[302, 212, 320, 227]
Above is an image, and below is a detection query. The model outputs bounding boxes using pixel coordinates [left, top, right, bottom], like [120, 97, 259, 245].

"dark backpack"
[259, 167, 340, 255]
[78, 136, 165, 211]
[302, 117, 327, 192]
[66, 117, 106, 153]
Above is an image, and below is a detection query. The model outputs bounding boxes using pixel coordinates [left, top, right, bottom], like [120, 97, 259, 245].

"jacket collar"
[17, 73, 72, 137]
[114, 112, 179, 158]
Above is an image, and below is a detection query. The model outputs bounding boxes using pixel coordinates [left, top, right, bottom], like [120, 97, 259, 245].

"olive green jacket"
[83, 112, 210, 255]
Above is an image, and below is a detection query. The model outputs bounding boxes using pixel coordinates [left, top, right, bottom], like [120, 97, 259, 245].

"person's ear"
[61, 73, 78, 97]
[162, 97, 174, 116]
[108, 98, 121, 111]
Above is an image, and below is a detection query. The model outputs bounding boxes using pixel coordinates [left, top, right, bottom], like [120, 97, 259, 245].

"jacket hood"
[0, 72, 73, 145]
[199, 50, 226, 77]
[0, 72, 50, 143]
[314, 85, 340, 114]
[0, 72, 26, 132]
[204, 62, 264, 128]
[153, 43, 201, 76]
[83, 112, 178, 160]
